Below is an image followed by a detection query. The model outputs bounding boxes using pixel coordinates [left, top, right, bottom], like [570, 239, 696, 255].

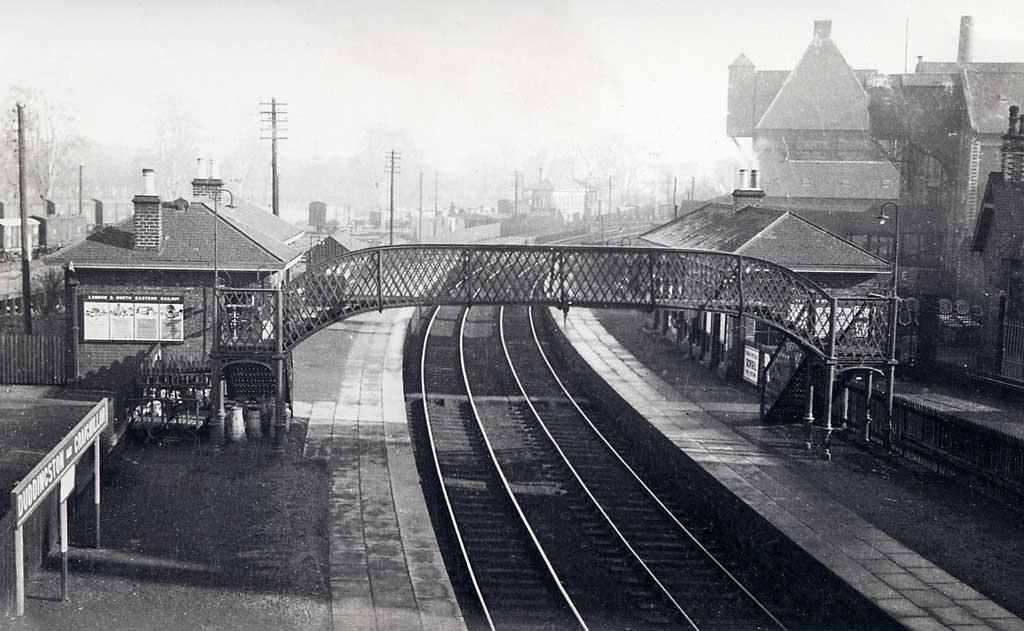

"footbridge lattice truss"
[214, 244, 893, 364]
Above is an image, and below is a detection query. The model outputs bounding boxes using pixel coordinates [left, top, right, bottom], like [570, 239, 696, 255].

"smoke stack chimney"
[133, 168, 162, 250]
[813, 20, 832, 42]
[957, 15, 973, 64]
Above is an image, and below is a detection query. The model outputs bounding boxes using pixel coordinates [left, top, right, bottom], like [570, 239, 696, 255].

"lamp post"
[210, 188, 236, 443]
[877, 201, 899, 451]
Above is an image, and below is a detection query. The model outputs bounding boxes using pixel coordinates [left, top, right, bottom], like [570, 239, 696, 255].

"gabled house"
[728, 20, 900, 208]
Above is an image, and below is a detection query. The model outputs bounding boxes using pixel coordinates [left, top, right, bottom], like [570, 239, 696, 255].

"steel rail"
[526, 305, 791, 631]
[497, 305, 700, 631]
[458, 307, 590, 631]
[420, 306, 497, 631]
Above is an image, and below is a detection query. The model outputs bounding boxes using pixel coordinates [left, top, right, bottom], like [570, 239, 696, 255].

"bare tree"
[3, 86, 82, 200]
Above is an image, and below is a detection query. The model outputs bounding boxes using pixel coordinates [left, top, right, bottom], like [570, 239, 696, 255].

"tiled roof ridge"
[779, 210, 891, 266]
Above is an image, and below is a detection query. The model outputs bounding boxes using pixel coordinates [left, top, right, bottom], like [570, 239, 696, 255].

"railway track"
[418, 303, 796, 630]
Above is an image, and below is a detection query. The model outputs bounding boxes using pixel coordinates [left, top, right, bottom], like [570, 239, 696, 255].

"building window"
[800, 177, 811, 187]
[839, 177, 851, 186]
[881, 178, 892, 188]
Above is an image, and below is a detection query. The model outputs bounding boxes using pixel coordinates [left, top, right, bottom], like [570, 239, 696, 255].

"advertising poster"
[109, 302, 135, 340]
[83, 302, 110, 340]
[134, 303, 160, 340]
[160, 302, 184, 342]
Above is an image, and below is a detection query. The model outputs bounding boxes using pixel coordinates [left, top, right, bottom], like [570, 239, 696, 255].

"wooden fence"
[0, 332, 65, 385]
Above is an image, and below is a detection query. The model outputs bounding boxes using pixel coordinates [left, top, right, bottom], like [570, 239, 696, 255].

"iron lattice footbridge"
[213, 244, 893, 365]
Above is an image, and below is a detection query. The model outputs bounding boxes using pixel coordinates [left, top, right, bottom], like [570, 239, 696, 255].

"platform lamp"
[211, 188, 235, 440]
[876, 201, 899, 451]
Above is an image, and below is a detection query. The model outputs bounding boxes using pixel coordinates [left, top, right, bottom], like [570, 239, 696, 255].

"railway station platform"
[553, 307, 1024, 631]
[291, 309, 466, 631]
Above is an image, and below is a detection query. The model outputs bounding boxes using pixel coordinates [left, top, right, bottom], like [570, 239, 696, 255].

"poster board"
[743, 345, 760, 385]
[82, 294, 184, 343]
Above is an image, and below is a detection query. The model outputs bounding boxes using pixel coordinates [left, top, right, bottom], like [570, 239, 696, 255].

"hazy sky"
[2, 0, 1021, 182]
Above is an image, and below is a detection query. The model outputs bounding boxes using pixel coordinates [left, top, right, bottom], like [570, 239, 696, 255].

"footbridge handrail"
[215, 244, 892, 363]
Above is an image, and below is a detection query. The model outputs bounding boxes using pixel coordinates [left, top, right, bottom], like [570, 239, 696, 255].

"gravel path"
[11, 430, 331, 631]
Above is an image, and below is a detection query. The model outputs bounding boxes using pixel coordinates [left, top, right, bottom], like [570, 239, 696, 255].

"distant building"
[727, 20, 899, 209]
[728, 14, 1024, 295]
[309, 201, 327, 230]
[522, 177, 598, 223]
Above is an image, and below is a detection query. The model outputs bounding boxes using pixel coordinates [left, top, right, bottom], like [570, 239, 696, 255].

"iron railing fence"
[845, 383, 1024, 500]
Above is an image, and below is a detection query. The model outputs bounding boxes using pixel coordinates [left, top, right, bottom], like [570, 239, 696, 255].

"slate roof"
[214, 196, 305, 245]
[756, 31, 869, 131]
[961, 71, 1024, 135]
[640, 203, 889, 273]
[47, 199, 302, 271]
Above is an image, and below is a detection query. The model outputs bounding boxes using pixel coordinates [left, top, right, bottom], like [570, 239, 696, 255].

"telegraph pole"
[434, 172, 438, 215]
[690, 176, 695, 201]
[78, 165, 83, 215]
[385, 151, 400, 245]
[260, 98, 288, 216]
[673, 176, 678, 219]
[513, 170, 519, 217]
[418, 171, 423, 243]
[17, 104, 32, 333]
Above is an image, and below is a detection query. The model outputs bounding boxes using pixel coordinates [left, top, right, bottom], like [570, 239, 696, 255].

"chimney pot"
[957, 15, 974, 64]
[750, 169, 761, 190]
[738, 169, 747, 189]
[209, 158, 220, 180]
[196, 157, 207, 180]
[813, 20, 832, 41]
[142, 168, 156, 196]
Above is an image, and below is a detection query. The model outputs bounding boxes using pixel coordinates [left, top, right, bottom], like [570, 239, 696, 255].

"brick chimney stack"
[1003, 105, 1024, 183]
[192, 156, 225, 202]
[732, 168, 766, 210]
[132, 168, 162, 250]
[812, 20, 832, 43]
[957, 15, 974, 64]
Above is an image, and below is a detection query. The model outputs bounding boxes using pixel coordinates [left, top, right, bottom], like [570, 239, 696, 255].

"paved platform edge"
[296, 310, 467, 631]
[554, 307, 1024, 631]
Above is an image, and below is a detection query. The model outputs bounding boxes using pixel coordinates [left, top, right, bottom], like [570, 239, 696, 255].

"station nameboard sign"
[11, 399, 109, 526]
[82, 293, 184, 342]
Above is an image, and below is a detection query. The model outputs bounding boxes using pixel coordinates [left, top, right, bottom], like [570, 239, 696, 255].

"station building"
[640, 177, 891, 389]
[48, 166, 304, 398]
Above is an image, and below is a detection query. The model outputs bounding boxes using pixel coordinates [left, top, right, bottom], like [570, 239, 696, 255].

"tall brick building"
[49, 168, 303, 390]
[728, 15, 1024, 290]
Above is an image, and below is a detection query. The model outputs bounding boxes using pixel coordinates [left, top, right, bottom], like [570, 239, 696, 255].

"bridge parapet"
[213, 245, 893, 365]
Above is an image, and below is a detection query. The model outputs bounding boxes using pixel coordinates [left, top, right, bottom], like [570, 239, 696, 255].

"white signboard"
[12, 399, 108, 526]
[82, 294, 184, 343]
[743, 345, 760, 385]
